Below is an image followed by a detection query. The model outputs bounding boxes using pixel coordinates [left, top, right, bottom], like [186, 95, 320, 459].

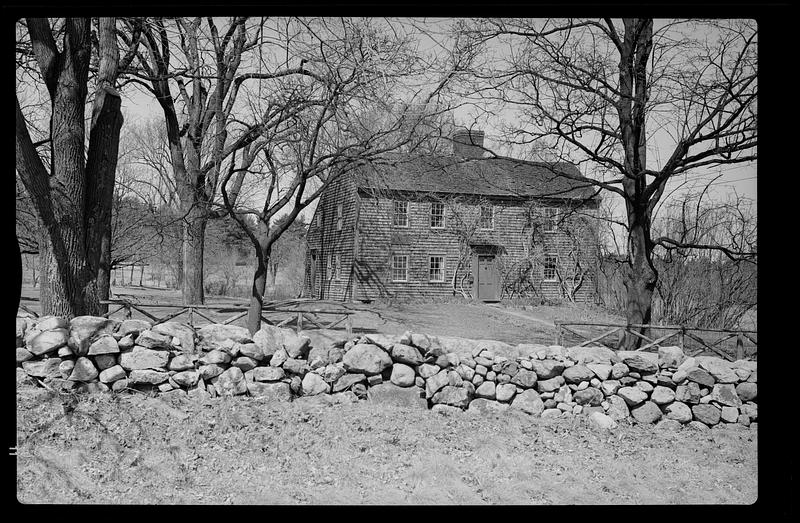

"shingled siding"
[353, 191, 599, 302]
[304, 174, 358, 300]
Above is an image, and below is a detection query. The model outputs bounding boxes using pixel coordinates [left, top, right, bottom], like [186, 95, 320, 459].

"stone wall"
[15, 314, 757, 430]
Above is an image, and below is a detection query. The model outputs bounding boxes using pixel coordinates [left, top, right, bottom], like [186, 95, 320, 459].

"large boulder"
[116, 319, 152, 338]
[696, 356, 739, 384]
[214, 367, 248, 396]
[432, 385, 473, 409]
[709, 383, 742, 407]
[368, 382, 427, 409]
[650, 385, 676, 405]
[531, 360, 565, 380]
[735, 382, 757, 402]
[98, 365, 126, 384]
[283, 331, 311, 359]
[68, 316, 118, 356]
[87, 335, 119, 356]
[342, 344, 392, 376]
[390, 343, 425, 366]
[28, 328, 69, 356]
[618, 352, 659, 374]
[565, 346, 619, 365]
[562, 364, 595, 384]
[658, 346, 686, 369]
[664, 401, 693, 423]
[686, 368, 715, 388]
[135, 330, 174, 350]
[606, 395, 630, 421]
[301, 373, 330, 396]
[128, 369, 170, 385]
[332, 373, 366, 393]
[152, 322, 196, 353]
[468, 398, 510, 416]
[510, 389, 545, 416]
[617, 386, 648, 406]
[630, 401, 662, 424]
[249, 366, 285, 382]
[252, 325, 283, 358]
[119, 346, 170, 371]
[425, 370, 451, 398]
[692, 404, 721, 426]
[198, 324, 252, 347]
[510, 369, 538, 389]
[68, 357, 99, 382]
[22, 358, 62, 379]
[573, 387, 604, 406]
[247, 381, 291, 401]
[390, 363, 416, 387]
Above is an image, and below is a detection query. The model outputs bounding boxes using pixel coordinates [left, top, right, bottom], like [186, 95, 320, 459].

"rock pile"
[15, 314, 757, 430]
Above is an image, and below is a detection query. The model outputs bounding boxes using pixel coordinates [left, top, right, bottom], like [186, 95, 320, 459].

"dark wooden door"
[310, 251, 318, 298]
[477, 255, 498, 301]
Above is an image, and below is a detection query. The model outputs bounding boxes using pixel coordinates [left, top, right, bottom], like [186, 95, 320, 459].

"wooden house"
[304, 129, 601, 302]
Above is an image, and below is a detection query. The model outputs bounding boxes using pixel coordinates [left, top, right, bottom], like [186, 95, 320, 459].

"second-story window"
[430, 202, 445, 229]
[479, 205, 494, 230]
[326, 254, 333, 280]
[544, 207, 560, 232]
[334, 254, 341, 280]
[543, 253, 558, 281]
[336, 204, 343, 231]
[393, 200, 409, 227]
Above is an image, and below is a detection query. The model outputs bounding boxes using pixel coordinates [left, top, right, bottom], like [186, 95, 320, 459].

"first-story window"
[334, 254, 341, 280]
[479, 205, 494, 229]
[429, 255, 445, 282]
[543, 253, 558, 281]
[393, 200, 409, 227]
[391, 254, 409, 282]
[327, 254, 333, 280]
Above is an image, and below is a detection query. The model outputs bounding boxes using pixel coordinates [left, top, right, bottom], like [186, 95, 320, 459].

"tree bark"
[246, 227, 272, 335]
[182, 208, 207, 305]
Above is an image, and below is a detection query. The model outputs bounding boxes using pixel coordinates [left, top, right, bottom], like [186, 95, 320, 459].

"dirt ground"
[16, 382, 758, 505]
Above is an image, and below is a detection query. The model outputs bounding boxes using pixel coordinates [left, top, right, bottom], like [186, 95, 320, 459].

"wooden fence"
[555, 322, 757, 362]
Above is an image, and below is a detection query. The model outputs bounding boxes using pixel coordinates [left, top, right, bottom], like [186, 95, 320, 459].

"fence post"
[736, 332, 744, 361]
[345, 315, 352, 337]
[555, 323, 562, 346]
[680, 327, 685, 352]
[297, 312, 303, 333]
[124, 303, 132, 320]
[188, 307, 194, 327]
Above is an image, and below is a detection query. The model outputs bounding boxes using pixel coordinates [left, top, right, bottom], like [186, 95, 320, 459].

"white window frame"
[544, 207, 560, 232]
[479, 205, 494, 230]
[334, 254, 342, 281]
[326, 254, 333, 280]
[430, 202, 445, 229]
[336, 204, 343, 231]
[391, 254, 409, 282]
[393, 200, 409, 228]
[428, 255, 446, 283]
[543, 253, 558, 281]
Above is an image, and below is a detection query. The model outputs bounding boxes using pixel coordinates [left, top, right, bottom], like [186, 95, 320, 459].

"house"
[303, 129, 601, 303]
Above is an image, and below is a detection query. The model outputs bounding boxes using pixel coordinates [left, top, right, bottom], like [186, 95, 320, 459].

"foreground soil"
[16, 384, 757, 505]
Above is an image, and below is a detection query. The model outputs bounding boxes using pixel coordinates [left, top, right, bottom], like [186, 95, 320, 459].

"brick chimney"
[452, 129, 485, 158]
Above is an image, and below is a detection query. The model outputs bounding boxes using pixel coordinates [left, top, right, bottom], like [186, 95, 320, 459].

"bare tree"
[462, 18, 757, 347]
[15, 17, 140, 316]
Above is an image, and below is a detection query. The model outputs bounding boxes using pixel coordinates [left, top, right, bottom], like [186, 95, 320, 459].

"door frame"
[472, 250, 500, 302]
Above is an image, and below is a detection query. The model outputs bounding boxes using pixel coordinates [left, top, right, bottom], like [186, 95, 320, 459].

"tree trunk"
[246, 229, 272, 335]
[620, 215, 657, 349]
[182, 208, 207, 305]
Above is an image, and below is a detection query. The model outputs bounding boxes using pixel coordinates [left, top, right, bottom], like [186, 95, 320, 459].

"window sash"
[393, 201, 409, 227]
[326, 255, 333, 279]
[334, 254, 341, 280]
[543, 254, 558, 281]
[544, 207, 560, 232]
[391, 255, 409, 282]
[429, 255, 445, 282]
[479, 205, 494, 229]
[430, 202, 445, 228]
[336, 204, 343, 231]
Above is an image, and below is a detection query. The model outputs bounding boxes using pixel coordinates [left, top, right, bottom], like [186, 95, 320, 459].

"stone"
[495, 383, 516, 403]
[322, 364, 346, 384]
[410, 332, 432, 351]
[735, 382, 757, 402]
[557, 402, 572, 412]
[475, 381, 497, 400]
[417, 363, 441, 379]
[425, 370, 450, 398]
[152, 322, 195, 353]
[589, 411, 618, 430]
[747, 371, 757, 383]
[16, 347, 34, 364]
[172, 370, 200, 388]
[67, 357, 98, 382]
[436, 352, 461, 369]
[576, 381, 589, 391]
[655, 419, 682, 432]
[232, 356, 258, 373]
[200, 349, 232, 365]
[565, 346, 619, 365]
[98, 365, 126, 384]
[630, 401, 662, 424]
[301, 372, 330, 396]
[268, 348, 287, 368]
[531, 360, 565, 380]
[664, 401, 693, 423]
[59, 359, 75, 379]
[737, 414, 751, 426]
[68, 316, 117, 355]
[447, 370, 463, 387]
[16, 317, 28, 347]
[658, 346, 685, 369]
[111, 379, 130, 392]
[158, 382, 175, 393]
[650, 385, 676, 405]
[573, 387, 604, 406]
[686, 368, 715, 388]
[485, 371, 497, 381]
[132, 329, 174, 351]
[198, 364, 227, 381]
[342, 344, 392, 376]
[536, 375, 565, 393]
[168, 354, 195, 372]
[367, 382, 427, 408]
[120, 346, 170, 371]
[692, 404, 721, 425]
[720, 406, 739, 423]
[333, 373, 367, 393]
[656, 374, 677, 389]
[554, 385, 572, 404]
[734, 368, 751, 381]
[117, 335, 135, 350]
[390, 363, 416, 387]
[417, 376, 426, 388]
[283, 332, 311, 359]
[282, 358, 308, 376]
[600, 380, 621, 396]
[696, 356, 739, 384]
[541, 408, 562, 419]
[641, 373, 658, 385]
[586, 363, 612, 381]
[672, 370, 688, 384]
[28, 328, 69, 356]
[248, 366, 284, 383]
[740, 402, 757, 421]
[635, 381, 654, 393]
[215, 367, 248, 396]
[675, 381, 702, 404]
[94, 354, 117, 371]
[709, 383, 742, 407]
[610, 362, 629, 379]
[619, 352, 659, 374]
[116, 319, 152, 338]
[34, 315, 69, 333]
[617, 386, 648, 406]
[468, 398, 510, 416]
[247, 381, 291, 401]
[687, 420, 709, 431]
[431, 385, 473, 409]
[590, 377, 601, 388]
[676, 357, 697, 373]
[84, 334, 120, 358]
[198, 324, 252, 346]
[128, 369, 170, 385]
[508, 389, 544, 416]
[57, 346, 74, 357]
[543, 399, 557, 409]
[510, 369, 538, 389]
[455, 364, 476, 382]
[431, 404, 463, 415]
[233, 343, 263, 362]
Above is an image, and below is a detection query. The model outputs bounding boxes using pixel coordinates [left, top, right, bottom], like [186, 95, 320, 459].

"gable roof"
[354, 154, 599, 200]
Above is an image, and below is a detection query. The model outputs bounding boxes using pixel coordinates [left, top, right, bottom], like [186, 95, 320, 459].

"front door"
[310, 251, 318, 298]
[476, 255, 498, 301]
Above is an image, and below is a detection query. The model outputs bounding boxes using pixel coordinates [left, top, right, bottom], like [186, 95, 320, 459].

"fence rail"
[555, 321, 757, 362]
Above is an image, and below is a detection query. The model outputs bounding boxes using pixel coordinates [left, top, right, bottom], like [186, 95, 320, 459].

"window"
[313, 211, 321, 228]
[327, 254, 333, 280]
[393, 201, 409, 227]
[479, 205, 494, 229]
[334, 254, 341, 280]
[543, 254, 558, 281]
[391, 255, 409, 282]
[429, 255, 445, 282]
[336, 204, 343, 231]
[430, 202, 445, 229]
[544, 207, 560, 232]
